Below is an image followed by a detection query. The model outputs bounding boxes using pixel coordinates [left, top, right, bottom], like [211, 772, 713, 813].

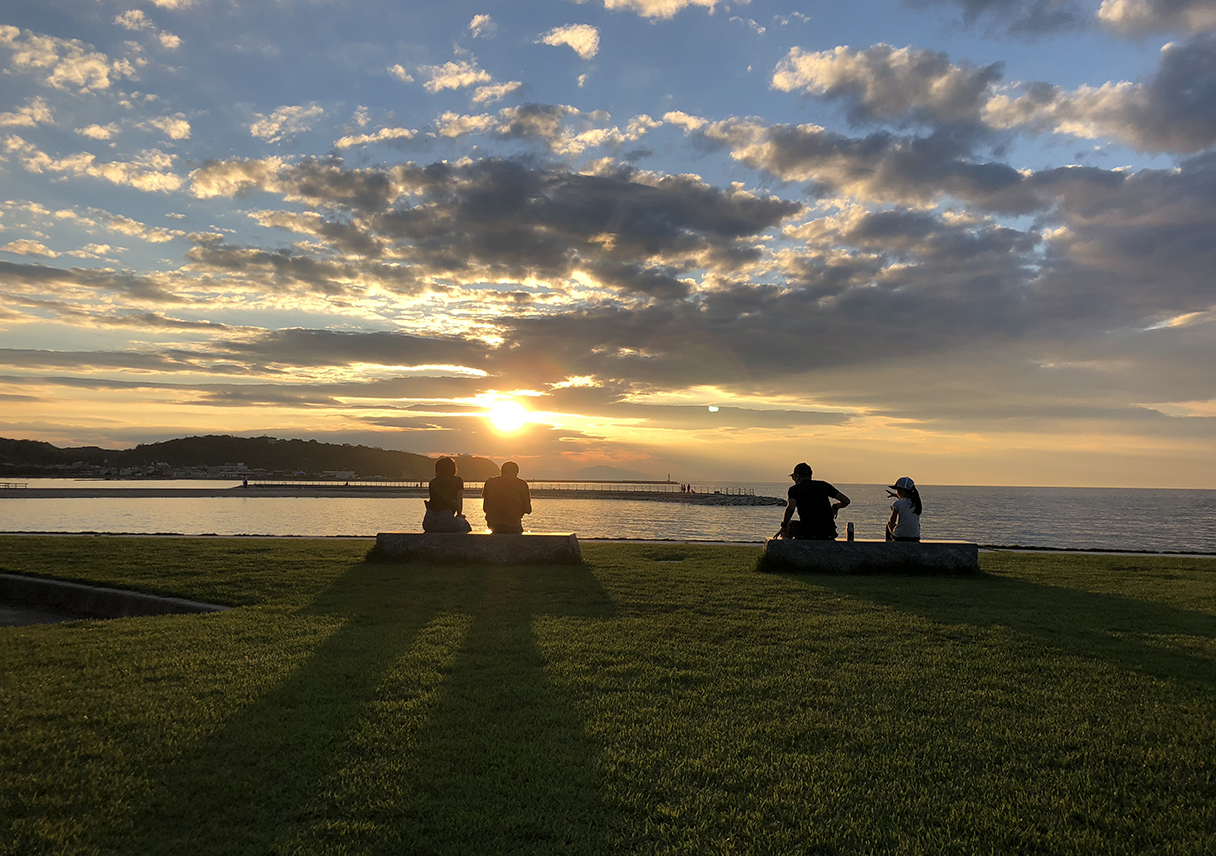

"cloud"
[114, 8, 183, 49]
[0, 25, 136, 92]
[114, 10, 155, 31]
[420, 59, 492, 93]
[469, 14, 497, 38]
[984, 35, 1216, 153]
[187, 155, 801, 308]
[221, 329, 492, 370]
[1098, 0, 1216, 35]
[9, 137, 183, 192]
[191, 157, 411, 210]
[772, 44, 1003, 126]
[0, 259, 181, 302]
[145, 114, 191, 140]
[435, 104, 658, 155]
[1, 239, 58, 257]
[906, 0, 1086, 34]
[0, 97, 53, 128]
[249, 104, 324, 142]
[540, 24, 601, 59]
[471, 81, 524, 104]
[107, 214, 179, 243]
[729, 16, 767, 35]
[768, 37, 1216, 155]
[678, 117, 1075, 213]
[76, 123, 120, 139]
[576, 0, 722, 20]
[388, 63, 414, 83]
[333, 127, 417, 149]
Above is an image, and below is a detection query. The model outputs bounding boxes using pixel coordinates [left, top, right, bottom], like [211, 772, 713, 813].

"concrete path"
[0, 603, 81, 627]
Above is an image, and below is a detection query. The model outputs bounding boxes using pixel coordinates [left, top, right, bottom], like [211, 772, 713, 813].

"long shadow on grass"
[783, 571, 1216, 690]
[295, 562, 623, 854]
[120, 557, 618, 855]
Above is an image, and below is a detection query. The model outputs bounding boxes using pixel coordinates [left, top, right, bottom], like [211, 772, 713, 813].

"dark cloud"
[189, 155, 802, 291]
[772, 44, 1004, 129]
[209, 328, 492, 371]
[988, 35, 1216, 154]
[0, 260, 181, 302]
[906, 0, 1086, 35]
[184, 236, 420, 295]
[703, 119, 1129, 213]
[0, 350, 221, 373]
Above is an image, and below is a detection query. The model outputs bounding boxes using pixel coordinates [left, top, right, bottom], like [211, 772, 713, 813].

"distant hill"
[0, 437, 110, 467]
[0, 435, 501, 481]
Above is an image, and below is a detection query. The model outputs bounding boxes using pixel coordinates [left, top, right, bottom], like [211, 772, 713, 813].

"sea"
[2, 479, 1215, 553]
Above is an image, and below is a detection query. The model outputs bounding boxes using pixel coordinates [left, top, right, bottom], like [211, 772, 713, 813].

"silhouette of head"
[435, 456, 457, 477]
[790, 462, 813, 479]
[501, 461, 520, 478]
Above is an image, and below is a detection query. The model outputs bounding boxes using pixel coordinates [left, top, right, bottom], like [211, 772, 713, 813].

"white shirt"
[890, 497, 921, 538]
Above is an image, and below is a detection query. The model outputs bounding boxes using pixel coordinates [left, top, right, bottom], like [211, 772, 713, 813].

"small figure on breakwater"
[776, 462, 850, 540]
[483, 460, 532, 534]
[423, 456, 471, 533]
[885, 476, 922, 542]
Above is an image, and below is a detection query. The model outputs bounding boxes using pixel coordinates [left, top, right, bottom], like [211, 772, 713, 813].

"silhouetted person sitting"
[776, 462, 850, 540]
[482, 460, 532, 534]
[423, 456, 471, 533]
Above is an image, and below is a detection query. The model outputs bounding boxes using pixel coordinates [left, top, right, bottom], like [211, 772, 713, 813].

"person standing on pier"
[777, 462, 850, 540]
[482, 460, 532, 534]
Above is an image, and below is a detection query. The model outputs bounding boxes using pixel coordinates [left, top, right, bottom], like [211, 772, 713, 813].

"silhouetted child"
[885, 476, 922, 542]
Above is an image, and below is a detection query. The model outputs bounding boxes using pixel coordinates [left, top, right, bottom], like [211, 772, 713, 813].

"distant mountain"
[569, 465, 658, 481]
[0, 434, 501, 481]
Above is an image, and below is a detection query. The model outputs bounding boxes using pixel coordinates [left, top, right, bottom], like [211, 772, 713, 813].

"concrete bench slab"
[373, 532, 582, 565]
[761, 538, 979, 575]
[0, 573, 230, 620]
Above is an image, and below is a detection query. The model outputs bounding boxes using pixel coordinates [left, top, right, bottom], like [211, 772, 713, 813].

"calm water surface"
[3, 480, 1215, 552]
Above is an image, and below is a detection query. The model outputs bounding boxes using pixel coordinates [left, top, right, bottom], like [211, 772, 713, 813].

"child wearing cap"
[885, 477, 922, 542]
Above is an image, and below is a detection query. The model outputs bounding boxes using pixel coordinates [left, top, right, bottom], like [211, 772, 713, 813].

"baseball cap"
[789, 462, 813, 478]
[888, 476, 915, 490]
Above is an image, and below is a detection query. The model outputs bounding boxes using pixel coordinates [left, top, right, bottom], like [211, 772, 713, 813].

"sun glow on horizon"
[487, 399, 529, 433]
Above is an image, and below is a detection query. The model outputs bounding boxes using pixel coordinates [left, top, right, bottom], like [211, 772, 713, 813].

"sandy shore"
[0, 485, 786, 506]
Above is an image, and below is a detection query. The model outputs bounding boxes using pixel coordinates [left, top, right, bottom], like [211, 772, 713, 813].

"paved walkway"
[0, 603, 80, 627]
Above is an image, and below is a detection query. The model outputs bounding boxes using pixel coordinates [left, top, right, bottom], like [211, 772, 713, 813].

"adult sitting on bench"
[482, 460, 532, 535]
[776, 462, 850, 540]
[422, 456, 471, 533]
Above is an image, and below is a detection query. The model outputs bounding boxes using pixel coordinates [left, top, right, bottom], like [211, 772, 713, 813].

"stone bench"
[761, 539, 979, 575]
[372, 532, 582, 565]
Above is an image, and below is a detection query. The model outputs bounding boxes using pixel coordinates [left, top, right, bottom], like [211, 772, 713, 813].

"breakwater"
[0, 484, 786, 507]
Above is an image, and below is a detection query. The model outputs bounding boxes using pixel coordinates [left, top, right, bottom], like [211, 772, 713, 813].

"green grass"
[1, 536, 1214, 855]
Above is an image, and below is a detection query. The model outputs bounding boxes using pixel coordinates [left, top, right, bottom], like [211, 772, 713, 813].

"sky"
[1, 0, 1215, 487]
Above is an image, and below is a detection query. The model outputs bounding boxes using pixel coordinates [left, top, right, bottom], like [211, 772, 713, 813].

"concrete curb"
[0, 573, 230, 620]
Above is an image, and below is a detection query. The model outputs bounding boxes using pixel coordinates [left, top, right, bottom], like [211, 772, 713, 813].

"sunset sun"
[487, 400, 529, 433]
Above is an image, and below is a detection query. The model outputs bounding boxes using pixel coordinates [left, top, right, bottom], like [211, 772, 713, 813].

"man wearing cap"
[777, 463, 851, 540]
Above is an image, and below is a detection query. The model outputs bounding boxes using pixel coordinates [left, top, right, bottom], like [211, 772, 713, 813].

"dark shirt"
[788, 479, 843, 539]
[427, 474, 463, 513]
[482, 475, 532, 526]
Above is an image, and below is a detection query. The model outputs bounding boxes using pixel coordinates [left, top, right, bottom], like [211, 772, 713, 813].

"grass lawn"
[1, 536, 1214, 855]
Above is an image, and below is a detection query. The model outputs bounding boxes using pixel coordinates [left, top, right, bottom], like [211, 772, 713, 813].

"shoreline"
[0, 531, 1214, 558]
